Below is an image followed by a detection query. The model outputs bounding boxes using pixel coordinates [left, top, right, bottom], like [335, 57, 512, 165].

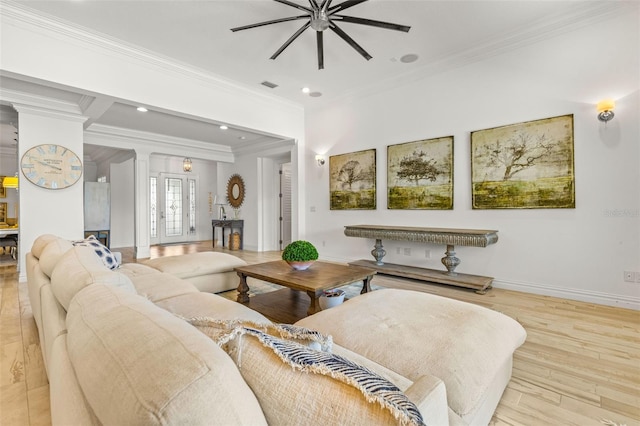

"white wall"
[219, 158, 259, 250]
[219, 141, 295, 251]
[110, 158, 134, 248]
[304, 11, 640, 309]
[83, 161, 98, 182]
[14, 106, 86, 278]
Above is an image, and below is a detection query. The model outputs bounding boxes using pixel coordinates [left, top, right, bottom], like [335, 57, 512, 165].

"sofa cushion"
[31, 234, 60, 259]
[66, 284, 267, 425]
[189, 319, 426, 426]
[154, 291, 270, 325]
[51, 246, 135, 310]
[118, 263, 162, 278]
[129, 272, 199, 303]
[39, 237, 74, 277]
[73, 235, 119, 270]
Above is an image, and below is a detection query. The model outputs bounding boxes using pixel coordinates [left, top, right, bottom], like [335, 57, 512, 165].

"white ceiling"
[1, 0, 628, 155]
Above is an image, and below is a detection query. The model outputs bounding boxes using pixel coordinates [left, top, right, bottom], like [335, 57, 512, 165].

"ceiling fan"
[231, 0, 411, 70]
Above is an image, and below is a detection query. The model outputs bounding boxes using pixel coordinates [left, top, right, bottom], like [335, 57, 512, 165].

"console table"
[344, 225, 498, 294]
[212, 219, 244, 249]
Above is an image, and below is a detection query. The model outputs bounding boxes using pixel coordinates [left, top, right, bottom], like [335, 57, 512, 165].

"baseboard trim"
[324, 256, 640, 311]
[493, 279, 640, 311]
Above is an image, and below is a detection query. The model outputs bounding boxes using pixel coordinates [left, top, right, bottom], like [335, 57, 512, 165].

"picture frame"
[0, 177, 6, 198]
[470, 114, 575, 209]
[0, 202, 7, 224]
[329, 149, 376, 210]
[387, 136, 454, 210]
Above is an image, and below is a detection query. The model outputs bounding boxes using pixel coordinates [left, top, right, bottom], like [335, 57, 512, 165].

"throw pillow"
[73, 235, 119, 270]
[185, 318, 425, 426]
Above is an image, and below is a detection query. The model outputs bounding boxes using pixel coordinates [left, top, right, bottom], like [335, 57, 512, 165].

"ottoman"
[143, 252, 247, 293]
[295, 289, 526, 426]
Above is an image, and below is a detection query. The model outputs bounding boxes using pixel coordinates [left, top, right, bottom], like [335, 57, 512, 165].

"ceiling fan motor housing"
[311, 10, 330, 31]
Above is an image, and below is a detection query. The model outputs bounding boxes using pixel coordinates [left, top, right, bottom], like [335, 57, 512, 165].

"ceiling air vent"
[261, 81, 278, 89]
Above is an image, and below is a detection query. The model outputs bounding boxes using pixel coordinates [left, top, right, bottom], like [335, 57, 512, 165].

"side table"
[212, 219, 244, 249]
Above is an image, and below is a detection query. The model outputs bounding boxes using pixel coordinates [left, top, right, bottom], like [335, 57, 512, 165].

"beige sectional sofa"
[26, 234, 526, 425]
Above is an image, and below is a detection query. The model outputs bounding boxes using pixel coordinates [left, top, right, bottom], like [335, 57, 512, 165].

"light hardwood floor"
[1, 242, 638, 425]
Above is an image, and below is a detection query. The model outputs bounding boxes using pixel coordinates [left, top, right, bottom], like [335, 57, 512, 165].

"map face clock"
[21, 144, 83, 189]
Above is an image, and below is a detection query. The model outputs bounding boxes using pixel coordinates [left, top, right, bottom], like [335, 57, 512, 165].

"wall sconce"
[183, 157, 193, 172]
[2, 175, 19, 190]
[597, 99, 615, 123]
[315, 154, 325, 167]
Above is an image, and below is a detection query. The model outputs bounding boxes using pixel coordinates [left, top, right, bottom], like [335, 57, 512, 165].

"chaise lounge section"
[143, 251, 247, 293]
[296, 289, 527, 425]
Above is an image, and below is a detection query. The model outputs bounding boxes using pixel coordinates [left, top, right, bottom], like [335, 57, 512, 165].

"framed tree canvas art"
[330, 149, 376, 210]
[471, 114, 575, 209]
[387, 136, 454, 209]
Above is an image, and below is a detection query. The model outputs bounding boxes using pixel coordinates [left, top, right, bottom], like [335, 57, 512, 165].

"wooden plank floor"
[1, 241, 638, 425]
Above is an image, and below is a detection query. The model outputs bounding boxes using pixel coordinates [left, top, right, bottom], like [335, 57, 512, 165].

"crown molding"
[1, 1, 303, 113]
[84, 124, 235, 163]
[77, 95, 95, 113]
[232, 137, 295, 157]
[1, 88, 85, 119]
[84, 147, 135, 165]
[11, 103, 88, 123]
[308, 1, 638, 110]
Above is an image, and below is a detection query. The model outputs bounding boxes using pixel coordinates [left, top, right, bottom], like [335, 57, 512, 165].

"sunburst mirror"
[227, 174, 246, 208]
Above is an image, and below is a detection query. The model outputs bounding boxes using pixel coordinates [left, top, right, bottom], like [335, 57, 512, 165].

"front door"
[151, 173, 197, 245]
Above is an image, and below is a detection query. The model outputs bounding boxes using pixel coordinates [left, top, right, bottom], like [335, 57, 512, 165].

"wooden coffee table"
[235, 260, 376, 317]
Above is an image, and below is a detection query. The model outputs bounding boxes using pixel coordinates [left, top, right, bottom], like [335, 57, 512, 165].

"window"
[165, 178, 183, 237]
[150, 177, 157, 238]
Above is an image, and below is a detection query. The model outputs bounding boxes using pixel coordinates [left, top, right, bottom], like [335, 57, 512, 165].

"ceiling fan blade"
[317, 31, 324, 70]
[231, 15, 309, 32]
[331, 15, 410, 32]
[328, 0, 368, 14]
[320, 0, 333, 12]
[274, 0, 313, 13]
[270, 22, 311, 60]
[329, 22, 372, 61]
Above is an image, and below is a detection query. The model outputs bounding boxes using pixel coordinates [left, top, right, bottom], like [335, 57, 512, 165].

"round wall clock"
[21, 144, 83, 190]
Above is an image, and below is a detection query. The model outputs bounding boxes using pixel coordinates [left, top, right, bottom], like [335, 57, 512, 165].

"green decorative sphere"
[282, 240, 319, 262]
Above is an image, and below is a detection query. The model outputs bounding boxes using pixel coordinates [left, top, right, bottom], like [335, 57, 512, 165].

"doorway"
[279, 162, 292, 250]
[151, 173, 198, 245]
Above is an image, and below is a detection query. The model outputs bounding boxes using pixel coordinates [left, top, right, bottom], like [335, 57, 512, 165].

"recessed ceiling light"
[400, 54, 419, 64]
[302, 87, 310, 94]
[220, 125, 228, 130]
[136, 107, 148, 112]
[239, 136, 246, 140]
